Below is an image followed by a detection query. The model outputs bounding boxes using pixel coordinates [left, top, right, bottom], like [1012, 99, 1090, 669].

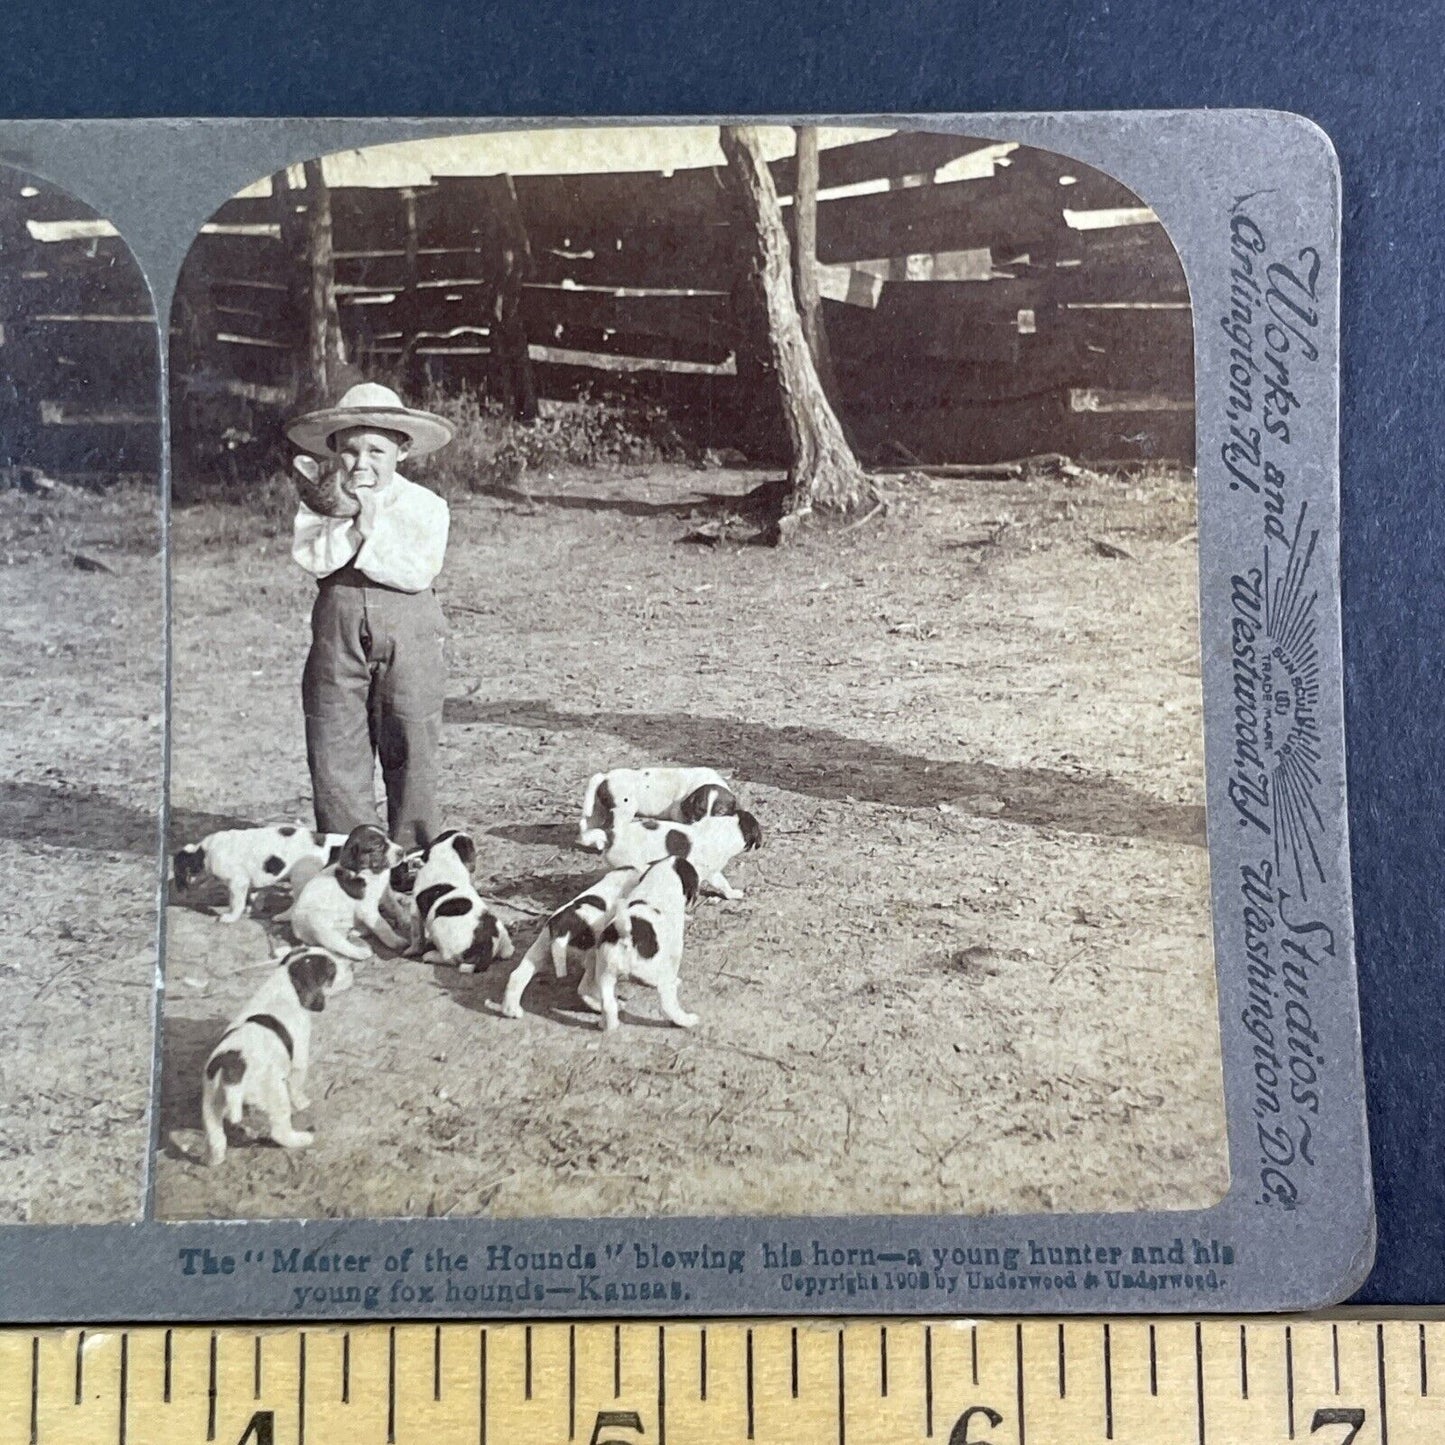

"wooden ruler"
[1, 1318, 1440, 1444]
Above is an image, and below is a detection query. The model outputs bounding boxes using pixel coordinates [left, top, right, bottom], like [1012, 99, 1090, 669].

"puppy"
[500, 866, 641, 1019]
[602, 809, 762, 900]
[380, 851, 426, 954]
[581, 857, 700, 1031]
[413, 828, 476, 896]
[414, 878, 514, 973]
[292, 453, 355, 518]
[200, 946, 351, 1165]
[288, 824, 408, 961]
[173, 823, 346, 924]
[578, 767, 735, 850]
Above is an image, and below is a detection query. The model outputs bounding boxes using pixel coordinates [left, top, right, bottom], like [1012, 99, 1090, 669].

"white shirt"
[292, 474, 449, 593]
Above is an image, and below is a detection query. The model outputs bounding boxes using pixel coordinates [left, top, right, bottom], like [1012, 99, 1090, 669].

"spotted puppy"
[291, 452, 353, 517]
[500, 866, 641, 1018]
[200, 946, 351, 1165]
[581, 856, 700, 1031]
[414, 877, 514, 973]
[379, 851, 426, 954]
[413, 828, 476, 895]
[173, 823, 347, 924]
[578, 767, 736, 850]
[602, 809, 762, 900]
[287, 824, 408, 961]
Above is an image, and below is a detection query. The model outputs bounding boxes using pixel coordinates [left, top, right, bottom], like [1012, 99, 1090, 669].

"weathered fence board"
[2, 174, 160, 483]
[164, 132, 1195, 471]
[815, 179, 1069, 263]
[770, 131, 1000, 194]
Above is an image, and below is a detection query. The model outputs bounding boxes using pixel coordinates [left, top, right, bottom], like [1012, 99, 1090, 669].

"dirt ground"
[0, 484, 164, 1223]
[154, 460, 1227, 1222]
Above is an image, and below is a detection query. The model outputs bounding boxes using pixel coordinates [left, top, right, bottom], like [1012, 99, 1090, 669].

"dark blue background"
[2, 0, 1439, 1302]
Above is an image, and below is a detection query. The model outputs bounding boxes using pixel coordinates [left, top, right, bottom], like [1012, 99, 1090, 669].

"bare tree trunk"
[397, 187, 426, 398]
[720, 125, 875, 537]
[490, 174, 539, 423]
[301, 158, 346, 402]
[791, 126, 842, 406]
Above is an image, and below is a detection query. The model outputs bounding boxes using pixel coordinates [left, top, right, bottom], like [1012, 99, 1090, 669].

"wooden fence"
[0, 168, 160, 483]
[175, 131, 1195, 472]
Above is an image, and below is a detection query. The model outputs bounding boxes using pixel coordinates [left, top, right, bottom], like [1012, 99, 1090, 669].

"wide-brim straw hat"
[286, 382, 454, 458]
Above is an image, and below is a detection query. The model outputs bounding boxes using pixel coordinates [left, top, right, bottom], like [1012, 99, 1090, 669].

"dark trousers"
[302, 567, 446, 849]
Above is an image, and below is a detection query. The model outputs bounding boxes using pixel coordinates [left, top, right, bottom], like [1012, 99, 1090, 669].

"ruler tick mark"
[479, 1330, 488, 1445]
[1332, 1324, 1340, 1394]
[972, 1324, 979, 1387]
[791, 1326, 799, 1399]
[525, 1325, 533, 1401]
[1104, 1324, 1113, 1441]
[1378, 1323, 1390, 1445]
[746, 1329, 755, 1440]
[658, 1325, 667, 1445]
[837, 1330, 846, 1445]
[254, 1333, 262, 1400]
[1195, 1322, 1206, 1445]
[570, 1326, 577, 1439]
[74, 1328, 85, 1405]
[343, 1332, 351, 1404]
[118, 1333, 129, 1445]
[163, 1329, 172, 1404]
[925, 1325, 934, 1437]
[1058, 1323, 1066, 1398]
[1149, 1325, 1157, 1397]
[207, 1331, 218, 1443]
[387, 1325, 397, 1444]
[614, 1324, 621, 1399]
[1016, 1323, 1026, 1445]
[29, 1336, 38, 1445]
[1422, 1322, 1429, 1397]
[435, 1325, 443, 1402]
[298, 1333, 307, 1445]
[1285, 1325, 1295, 1439]
[700, 1328, 707, 1401]
[1240, 1323, 1249, 1398]
[880, 1326, 888, 1399]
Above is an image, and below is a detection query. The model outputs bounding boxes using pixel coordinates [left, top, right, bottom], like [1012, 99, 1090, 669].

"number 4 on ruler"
[233, 1410, 274, 1445]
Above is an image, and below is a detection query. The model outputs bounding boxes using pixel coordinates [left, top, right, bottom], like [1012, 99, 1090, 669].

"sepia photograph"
[153, 123, 1225, 1223]
[0, 165, 164, 1222]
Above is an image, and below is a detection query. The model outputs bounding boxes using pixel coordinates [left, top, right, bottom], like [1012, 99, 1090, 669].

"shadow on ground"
[445, 700, 1206, 848]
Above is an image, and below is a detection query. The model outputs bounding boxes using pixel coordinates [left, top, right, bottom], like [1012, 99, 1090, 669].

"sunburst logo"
[1259, 506, 1325, 898]
[1227, 504, 1326, 900]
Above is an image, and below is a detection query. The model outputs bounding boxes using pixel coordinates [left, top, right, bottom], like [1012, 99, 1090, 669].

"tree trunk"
[490, 174, 539, 423]
[791, 126, 842, 406]
[397, 187, 427, 398]
[301, 158, 346, 403]
[720, 125, 875, 536]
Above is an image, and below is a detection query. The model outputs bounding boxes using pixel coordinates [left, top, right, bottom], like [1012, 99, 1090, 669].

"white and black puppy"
[379, 851, 426, 954]
[578, 767, 736, 850]
[288, 824, 408, 961]
[200, 946, 351, 1166]
[413, 828, 477, 895]
[414, 878, 514, 973]
[602, 809, 762, 900]
[173, 823, 347, 923]
[500, 866, 641, 1019]
[581, 856, 700, 1032]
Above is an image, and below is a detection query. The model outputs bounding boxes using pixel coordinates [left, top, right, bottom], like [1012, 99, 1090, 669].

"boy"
[285, 381, 455, 849]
